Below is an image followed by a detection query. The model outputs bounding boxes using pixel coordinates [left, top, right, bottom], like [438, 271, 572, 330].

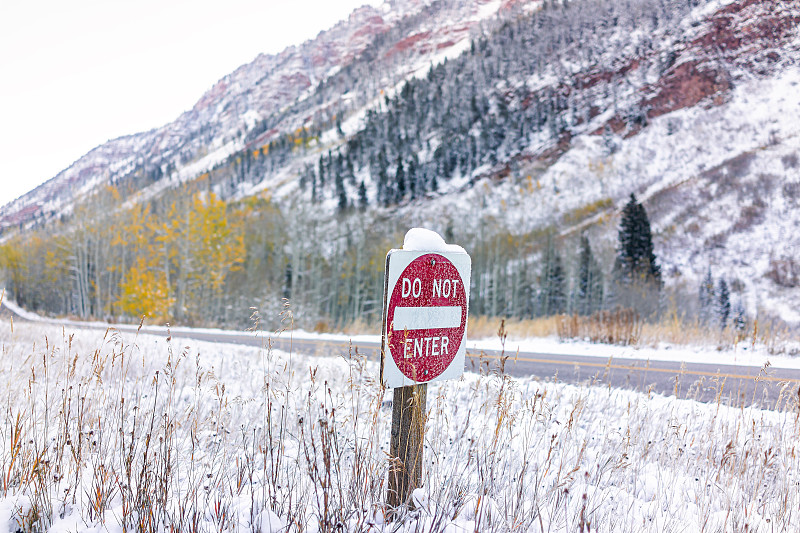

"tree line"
[0, 180, 393, 329]
[2, 183, 690, 331]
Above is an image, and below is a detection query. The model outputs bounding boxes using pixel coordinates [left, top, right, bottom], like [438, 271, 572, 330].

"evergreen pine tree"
[717, 278, 731, 329]
[615, 194, 660, 284]
[395, 157, 406, 202]
[334, 169, 345, 203]
[541, 240, 566, 315]
[376, 149, 389, 206]
[633, 200, 660, 282]
[346, 153, 355, 185]
[318, 155, 326, 188]
[574, 234, 603, 315]
[407, 158, 418, 199]
[733, 299, 747, 333]
[299, 164, 310, 191]
[283, 263, 292, 300]
[612, 193, 661, 314]
[311, 171, 318, 204]
[698, 267, 714, 325]
[358, 181, 368, 211]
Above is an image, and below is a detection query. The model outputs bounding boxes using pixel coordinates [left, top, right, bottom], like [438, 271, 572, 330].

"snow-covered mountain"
[0, 0, 517, 226]
[2, 0, 800, 323]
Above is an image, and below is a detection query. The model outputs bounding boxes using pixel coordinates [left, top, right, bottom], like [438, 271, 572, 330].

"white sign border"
[381, 249, 471, 388]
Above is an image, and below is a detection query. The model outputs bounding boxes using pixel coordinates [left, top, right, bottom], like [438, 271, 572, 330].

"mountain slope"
[0, 0, 516, 229]
[2, 0, 800, 326]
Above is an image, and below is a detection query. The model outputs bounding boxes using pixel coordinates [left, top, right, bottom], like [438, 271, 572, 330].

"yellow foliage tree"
[183, 192, 246, 315]
[113, 201, 175, 322]
[0, 240, 23, 296]
[117, 255, 174, 322]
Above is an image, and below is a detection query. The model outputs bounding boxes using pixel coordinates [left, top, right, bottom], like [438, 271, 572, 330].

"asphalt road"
[242, 334, 800, 410]
[3, 301, 799, 410]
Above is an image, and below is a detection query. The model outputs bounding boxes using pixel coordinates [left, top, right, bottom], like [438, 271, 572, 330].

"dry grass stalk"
[0, 310, 799, 531]
[557, 309, 642, 346]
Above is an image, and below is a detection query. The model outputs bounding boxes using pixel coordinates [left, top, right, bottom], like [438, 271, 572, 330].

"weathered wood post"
[381, 228, 471, 510]
[386, 383, 427, 508]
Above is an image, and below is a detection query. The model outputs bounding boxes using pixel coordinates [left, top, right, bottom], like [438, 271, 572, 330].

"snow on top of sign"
[402, 228, 466, 254]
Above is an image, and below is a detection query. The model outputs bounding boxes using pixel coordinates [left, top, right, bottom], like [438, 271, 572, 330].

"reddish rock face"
[535, 132, 573, 166]
[577, 58, 642, 91]
[349, 15, 387, 41]
[385, 31, 433, 58]
[693, 14, 743, 52]
[643, 61, 731, 119]
[694, 0, 800, 56]
[585, 0, 799, 141]
[194, 80, 228, 112]
[1, 203, 41, 227]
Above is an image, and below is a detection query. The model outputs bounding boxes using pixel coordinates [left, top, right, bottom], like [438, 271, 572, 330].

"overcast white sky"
[0, 0, 381, 207]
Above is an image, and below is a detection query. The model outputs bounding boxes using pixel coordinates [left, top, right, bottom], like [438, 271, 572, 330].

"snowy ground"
[0, 316, 798, 532]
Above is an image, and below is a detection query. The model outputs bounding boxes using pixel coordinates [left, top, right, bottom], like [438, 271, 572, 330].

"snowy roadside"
[3, 295, 799, 371]
[296, 329, 800, 369]
[0, 315, 797, 532]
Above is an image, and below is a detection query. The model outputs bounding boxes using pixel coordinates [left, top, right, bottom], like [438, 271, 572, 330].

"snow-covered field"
[0, 317, 798, 532]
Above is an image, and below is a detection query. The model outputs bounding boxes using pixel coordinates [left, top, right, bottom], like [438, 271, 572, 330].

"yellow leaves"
[113, 201, 176, 321]
[562, 198, 613, 227]
[234, 194, 278, 227]
[106, 185, 121, 202]
[588, 157, 613, 176]
[240, 195, 260, 211]
[117, 255, 174, 323]
[114, 192, 246, 319]
[6, 182, 247, 323]
[110, 202, 151, 251]
[1, 232, 72, 306]
[525, 175, 535, 194]
[287, 128, 316, 150]
[192, 173, 210, 185]
[0, 240, 21, 270]
[186, 192, 246, 293]
[44, 237, 70, 284]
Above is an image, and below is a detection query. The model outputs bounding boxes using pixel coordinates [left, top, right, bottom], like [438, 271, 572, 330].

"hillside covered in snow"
[1, 0, 799, 329]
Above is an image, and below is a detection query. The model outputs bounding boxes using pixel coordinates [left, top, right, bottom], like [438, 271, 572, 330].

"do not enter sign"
[381, 249, 471, 387]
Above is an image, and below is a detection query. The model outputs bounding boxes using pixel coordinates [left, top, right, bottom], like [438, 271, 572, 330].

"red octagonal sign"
[382, 250, 471, 387]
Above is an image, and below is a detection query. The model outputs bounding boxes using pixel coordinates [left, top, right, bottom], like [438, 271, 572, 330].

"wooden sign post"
[387, 382, 427, 509]
[381, 238, 471, 509]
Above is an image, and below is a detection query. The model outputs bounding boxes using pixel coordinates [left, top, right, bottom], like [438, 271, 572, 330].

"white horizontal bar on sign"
[392, 306, 461, 331]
